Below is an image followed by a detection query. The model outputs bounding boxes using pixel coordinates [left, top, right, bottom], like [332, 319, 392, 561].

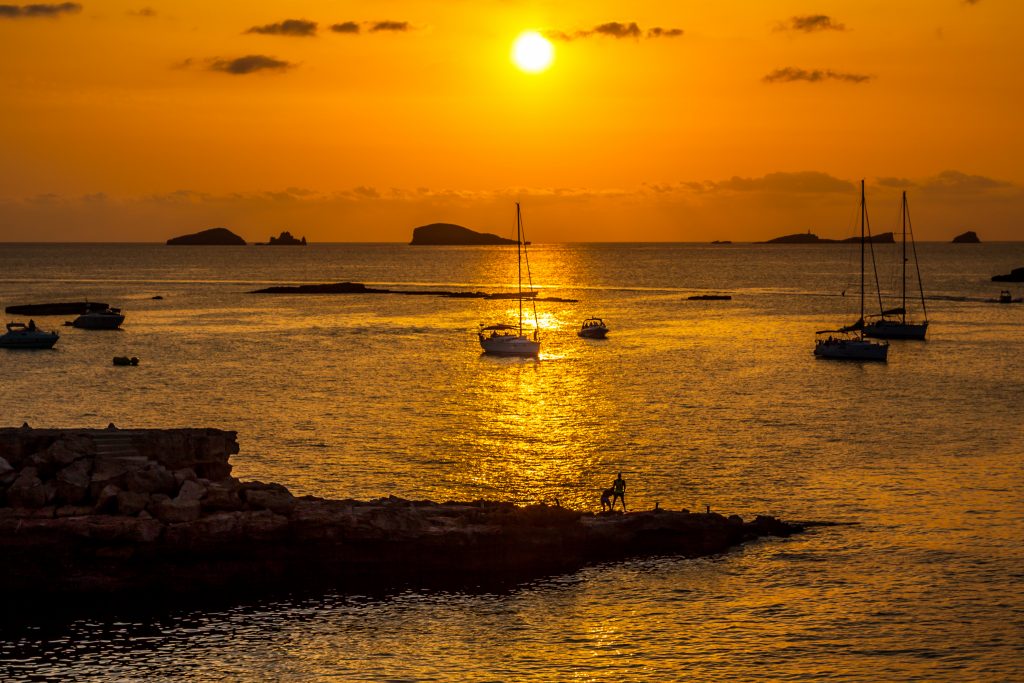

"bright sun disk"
[512, 31, 554, 73]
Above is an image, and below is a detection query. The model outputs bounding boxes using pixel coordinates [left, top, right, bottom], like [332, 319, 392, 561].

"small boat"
[687, 294, 732, 301]
[478, 203, 541, 357]
[578, 318, 609, 339]
[999, 290, 1013, 304]
[864, 191, 929, 340]
[815, 180, 889, 362]
[112, 356, 139, 366]
[71, 307, 125, 330]
[0, 321, 59, 349]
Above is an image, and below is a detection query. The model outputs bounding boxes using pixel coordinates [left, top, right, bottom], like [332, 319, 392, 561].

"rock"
[166, 227, 246, 246]
[256, 230, 306, 246]
[124, 464, 177, 496]
[992, 267, 1024, 282]
[758, 231, 895, 244]
[410, 223, 520, 246]
[173, 468, 197, 486]
[56, 505, 94, 518]
[8, 468, 47, 509]
[0, 457, 13, 478]
[94, 484, 121, 514]
[55, 459, 92, 505]
[176, 479, 206, 502]
[152, 497, 201, 524]
[241, 483, 296, 515]
[117, 491, 150, 516]
[952, 230, 981, 243]
[203, 480, 242, 512]
[45, 438, 86, 467]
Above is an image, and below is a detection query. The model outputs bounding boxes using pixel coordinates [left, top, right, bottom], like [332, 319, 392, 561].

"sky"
[0, 0, 1021, 242]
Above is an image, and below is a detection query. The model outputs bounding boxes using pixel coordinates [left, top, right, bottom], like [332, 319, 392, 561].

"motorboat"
[814, 180, 889, 362]
[864, 191, 929, 340]
[578, 318, 609, 339]
[71, 307, 125, 330]
[998, 290, 1013, 304]
[478, 203, 541, 357]
[0, 321, 59, 349]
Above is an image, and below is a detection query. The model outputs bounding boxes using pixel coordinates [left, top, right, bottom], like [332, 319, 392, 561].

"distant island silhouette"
[166, 227, 246, 246]
[256, 231, 306, 246]
[992, 267, 1024, 282]
[410, 223, 521, 246]
[952, 230, 981, 243]
[250, 281, 576, 302]
[758, 231, 895, 244]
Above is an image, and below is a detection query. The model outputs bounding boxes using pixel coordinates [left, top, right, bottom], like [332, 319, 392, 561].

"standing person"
[611, 472, 626, 511]
[600, 487, 613, 512]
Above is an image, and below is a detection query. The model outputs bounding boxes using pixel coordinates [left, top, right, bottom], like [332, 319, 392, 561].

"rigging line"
[520, 207, 540, 337]
[906, 194, 929, 322]
[864, 193, 885, 316]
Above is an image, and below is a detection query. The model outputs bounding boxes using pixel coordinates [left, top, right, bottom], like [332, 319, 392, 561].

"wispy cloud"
[704, 171, 855, 194]
[0, 2, 81, 18]
[328, 20, 412, 35]
[245, 19, 317, 37]
[369, 20, 409, 33]
[127, 6, 155, 18]
[547, 21, 683, 41]
[208, 55, 294, 75]
[778, 15, 846, 32]
[330, 21, 360, 34]
[763, 67, 871, 84]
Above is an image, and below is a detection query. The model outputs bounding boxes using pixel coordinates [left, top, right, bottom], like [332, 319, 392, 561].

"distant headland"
[256, 231, 306, 246]
[758, 231, 895, 244]
[952, 230, 981, 243]
[992, 267, 1024, 282]
[410, 223, 521, 246]
[166, 227, 246, 246]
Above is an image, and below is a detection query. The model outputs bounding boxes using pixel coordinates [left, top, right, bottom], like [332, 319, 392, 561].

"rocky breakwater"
[0, 428, 807, 606]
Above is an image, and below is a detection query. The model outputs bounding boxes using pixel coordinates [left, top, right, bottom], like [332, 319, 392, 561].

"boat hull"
[578, 326, 608, 339]
[479, 334, 540, 356]
[814, 339, 888, 361]
[863, 320, 928, 340]
[0, 331, 59, 349]
[72, 313, 125, 330]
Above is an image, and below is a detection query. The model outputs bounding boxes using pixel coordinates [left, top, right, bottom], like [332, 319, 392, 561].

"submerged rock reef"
[0, 428, 805, 605]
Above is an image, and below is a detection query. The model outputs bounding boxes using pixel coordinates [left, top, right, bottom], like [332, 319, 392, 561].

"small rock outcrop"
[0, 428, 807, 607]
[992, 267, 1024, 282]
[258, 231, 306, 246]
[166, 227, 246, 246]
[410, 223, 520, 246]
[952, 231, 981, 243]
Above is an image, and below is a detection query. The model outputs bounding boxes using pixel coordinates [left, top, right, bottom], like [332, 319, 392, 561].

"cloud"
[0, 2, 81, 18]
[918, 170, 1011, 193]
[245, 19, 317, 37]
[369, 20, 409, 33]
[763, 67, 871, 84]
[876, 177, 914, 189]
[781, 15, 846, 32]
[546, 21, 682, 41]
[647, 27, 684, 38]
[208, 55, 294, 75]
[705, 171, 855, 195]
[330, 21, 360, 34]
[127, 7, 155, 17]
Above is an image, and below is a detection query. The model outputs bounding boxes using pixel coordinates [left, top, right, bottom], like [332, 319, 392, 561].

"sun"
[512, 31, 554, 73]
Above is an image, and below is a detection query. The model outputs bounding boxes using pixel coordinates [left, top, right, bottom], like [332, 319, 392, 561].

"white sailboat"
[478, 203, 541, 356]
[864, 191, 929, 340]
[814, 180, 889, 362]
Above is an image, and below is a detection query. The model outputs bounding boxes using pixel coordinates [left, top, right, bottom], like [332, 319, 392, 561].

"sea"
[1, 241, 1022, 681]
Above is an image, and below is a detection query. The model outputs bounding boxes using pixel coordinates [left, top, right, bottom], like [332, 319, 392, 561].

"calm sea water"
[1, 242, 1022, 681]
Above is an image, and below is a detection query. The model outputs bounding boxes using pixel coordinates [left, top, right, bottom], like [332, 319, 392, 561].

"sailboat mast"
[516, 202, 523, 337]
[860, 179, 865, 325]
[901, 191, 907, 324]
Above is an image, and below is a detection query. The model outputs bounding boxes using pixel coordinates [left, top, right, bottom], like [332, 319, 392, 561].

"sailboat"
[863, 191, 929, 340]
[814, 180, 889, 362]
[478, 203, 541, 356]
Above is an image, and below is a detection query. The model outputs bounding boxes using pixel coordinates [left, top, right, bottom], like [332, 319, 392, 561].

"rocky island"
[952, 230, 981, 243]
[992, 267, 1024, 282]
[410, 223, 521, 246]
[256, 231, 306, 246]
[758, 231, 895, 244]
[166, 227, 246, 246]
[0, 427, 809, 607]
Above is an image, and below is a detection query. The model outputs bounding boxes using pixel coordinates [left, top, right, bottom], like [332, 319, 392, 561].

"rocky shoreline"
[0, 428, 808, 607]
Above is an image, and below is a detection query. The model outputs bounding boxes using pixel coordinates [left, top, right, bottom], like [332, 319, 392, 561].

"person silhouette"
[600, 487, 613, 512]
[611, 472, 626, 511]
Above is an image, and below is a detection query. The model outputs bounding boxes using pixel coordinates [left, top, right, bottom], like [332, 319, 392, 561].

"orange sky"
[1, 1, 1021, 241]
